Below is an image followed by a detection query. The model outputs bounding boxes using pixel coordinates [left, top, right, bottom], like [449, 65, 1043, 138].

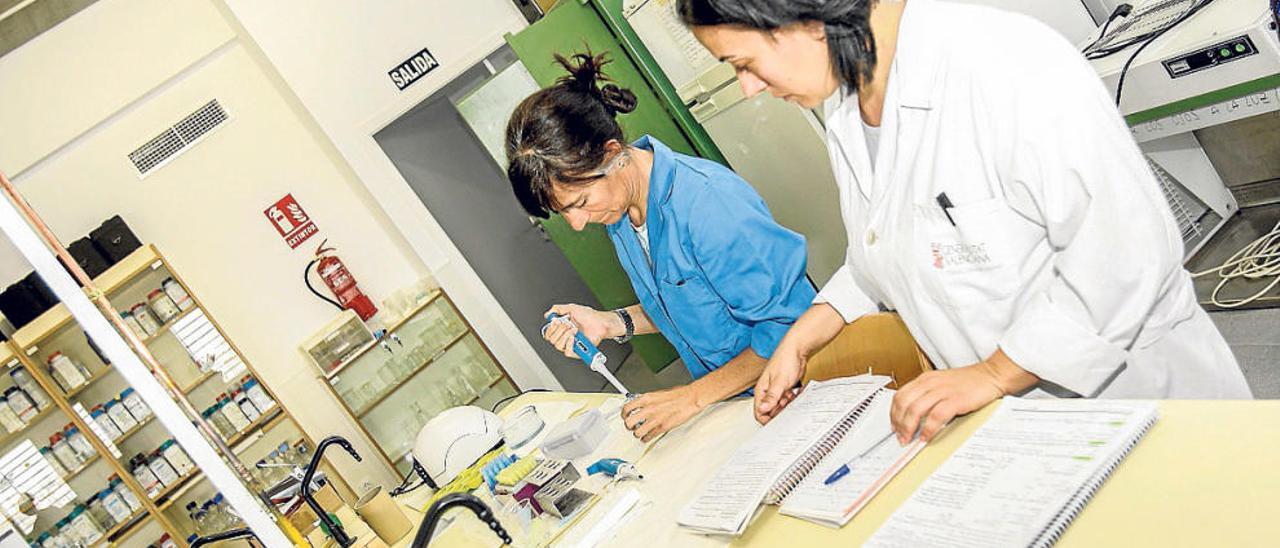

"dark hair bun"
[553, 50, 636, 115]
[600, 84, 637, 114]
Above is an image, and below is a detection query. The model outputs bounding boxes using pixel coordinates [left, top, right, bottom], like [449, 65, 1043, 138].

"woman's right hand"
[542, 304, 624, 358]
[753, 303, 848, 424]
[753, 344, 806, 424]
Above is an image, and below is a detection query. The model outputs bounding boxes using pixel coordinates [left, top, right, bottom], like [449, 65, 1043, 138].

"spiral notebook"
[865, 397, 1159, 547]
[678, 375, 910, 535]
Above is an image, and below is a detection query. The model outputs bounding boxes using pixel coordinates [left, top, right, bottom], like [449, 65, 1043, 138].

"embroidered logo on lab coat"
[930, 242, 991, 270]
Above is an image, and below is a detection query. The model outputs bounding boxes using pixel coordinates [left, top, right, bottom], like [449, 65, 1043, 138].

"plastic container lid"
[121, 387, 136, 397]
[90, 409, 106, 418]
[105, 400, 118, 408]
[243, 378, 258, 388]
[3, 387, 18, 395]
[147, 289, 165, 299]
[120, 310, 133, 318]
[39, 446, 51, 454]
[130, 303, 147, 312]
[159, 440, 174, 451]
[66, 426, 79, 435]
[36, 532, 50, 542]
[47, 352, 63, 362]
[99, 488, 114, 498]
[540, 408, 608, 459]
[68, 506, 84, 519]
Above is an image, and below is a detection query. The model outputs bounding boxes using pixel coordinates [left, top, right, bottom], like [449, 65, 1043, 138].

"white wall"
[0, 0, 442, 486]
[219, 0, 563, 393]
[951, 0, 1099, 44]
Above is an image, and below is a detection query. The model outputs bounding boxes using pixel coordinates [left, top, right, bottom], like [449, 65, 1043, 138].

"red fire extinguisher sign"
[265, 194, 319, 249]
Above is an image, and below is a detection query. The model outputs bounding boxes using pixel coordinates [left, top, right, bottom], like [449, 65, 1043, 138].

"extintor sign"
[265, 194, 319, 249]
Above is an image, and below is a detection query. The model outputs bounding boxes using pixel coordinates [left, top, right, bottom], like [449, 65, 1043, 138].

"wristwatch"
[612, 308, 634, 344]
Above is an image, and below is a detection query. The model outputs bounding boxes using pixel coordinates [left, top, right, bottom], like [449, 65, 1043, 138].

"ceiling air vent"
[128, 100, 229, 177]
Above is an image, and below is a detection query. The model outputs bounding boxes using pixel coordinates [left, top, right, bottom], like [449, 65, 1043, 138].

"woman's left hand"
[890, 349, 1039, 444]
[621, 386, 706, 443]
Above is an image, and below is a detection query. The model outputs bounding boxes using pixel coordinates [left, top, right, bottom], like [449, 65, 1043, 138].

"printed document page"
[677, 376, 889, 535]
[779, 392, 925, 527]
[865, 398, 1158, 548]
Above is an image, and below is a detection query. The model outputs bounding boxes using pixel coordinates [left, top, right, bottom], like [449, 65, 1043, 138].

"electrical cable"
[491, 388, 550, 413]
[1114, 0, 1215, 107]
[1191, 219, 1280, 308]
[1086, 0, 1214, 60]
[1083, 3, 1134, 53]
[303, 258, 344, 311]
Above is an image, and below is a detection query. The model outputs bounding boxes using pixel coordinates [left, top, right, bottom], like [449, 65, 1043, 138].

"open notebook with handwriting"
[677, 375, 922, 535]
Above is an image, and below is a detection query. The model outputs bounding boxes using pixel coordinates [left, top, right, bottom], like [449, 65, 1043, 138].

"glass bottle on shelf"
[148, 449, 180, 486]
[233, 390, 260, 422]
[218, 395, 250, 432]
[241, 377, 275, 413]
[64, 426, 95, 460]
[49, 434, 82, 469]
[120, 388, 151, 421]
[101, 486, 133, 523]
[9, 367, 51, 410]
[120, 311, 147, 339]
[130, 455, 162, 497]
[0, 397, 24, 434]
[5, 387, 36, 422]
[159, 439, 195, 476]
[46, 352, 87, 393]
[68, 504, 104, 544]
[39, 446, 68, 477]
[202, 406, 234, 439]
[162, 278, 192, 311]
[87, 491, 116, 530]
[147, 289, 180, 324]
[105, 399, 138, 432]
[130, 303, 160, 336]
[110, 474, 142, 512]
[90, 406, 124, 441]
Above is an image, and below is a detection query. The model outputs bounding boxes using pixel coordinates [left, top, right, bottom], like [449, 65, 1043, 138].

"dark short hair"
[677, 0, 877, 94]
[504, 51, 638, 218]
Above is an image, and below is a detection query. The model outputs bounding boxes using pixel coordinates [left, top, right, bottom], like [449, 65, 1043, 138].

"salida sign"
[389, 47, 440, 91]
[265, 194, 319, 249]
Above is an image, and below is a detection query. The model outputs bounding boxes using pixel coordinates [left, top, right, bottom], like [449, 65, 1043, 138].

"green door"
[505, 0, 685, 372]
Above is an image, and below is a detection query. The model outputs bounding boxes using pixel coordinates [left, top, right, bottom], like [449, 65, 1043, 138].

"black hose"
[304, 258, 344, 311]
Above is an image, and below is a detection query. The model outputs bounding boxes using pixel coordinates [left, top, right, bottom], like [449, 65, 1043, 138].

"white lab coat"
[816, 0, 1251, 399]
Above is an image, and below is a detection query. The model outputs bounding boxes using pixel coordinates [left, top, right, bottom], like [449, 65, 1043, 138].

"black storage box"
[0, 273, 57, 329]
[67, 237, 111, 280]
[90, 215, 142, 264]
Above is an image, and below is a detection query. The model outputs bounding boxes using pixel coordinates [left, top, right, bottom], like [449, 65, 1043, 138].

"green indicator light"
[1220, 48, 1232, 57]
[1235, 44, 1247, 53]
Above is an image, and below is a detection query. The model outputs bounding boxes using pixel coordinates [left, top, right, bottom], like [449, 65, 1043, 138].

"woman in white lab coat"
[678, 0, 1253, 442]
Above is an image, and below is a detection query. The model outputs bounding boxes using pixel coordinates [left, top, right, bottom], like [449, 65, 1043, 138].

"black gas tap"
[301, 436, 362, 547]
[189, 527, 257, 548]
[410, 493, 511, 547]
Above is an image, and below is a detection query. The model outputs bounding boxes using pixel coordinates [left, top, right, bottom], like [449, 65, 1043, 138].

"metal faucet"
[301, 436, 362, 547]
[189, 527, 257, 548]
[410, 493, 511, 547]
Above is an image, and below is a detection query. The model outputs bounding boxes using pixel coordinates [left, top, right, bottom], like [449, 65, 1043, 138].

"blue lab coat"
[606, 136, 816, 380]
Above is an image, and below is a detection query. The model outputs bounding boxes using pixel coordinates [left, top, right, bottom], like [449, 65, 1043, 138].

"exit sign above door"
[389, 47, 440, 91]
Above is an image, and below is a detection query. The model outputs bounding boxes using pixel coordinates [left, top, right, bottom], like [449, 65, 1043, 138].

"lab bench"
[394, 391, 1279, 547]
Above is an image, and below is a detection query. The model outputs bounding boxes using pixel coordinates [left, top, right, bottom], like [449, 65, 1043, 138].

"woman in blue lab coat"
[505, 51, 815, 442]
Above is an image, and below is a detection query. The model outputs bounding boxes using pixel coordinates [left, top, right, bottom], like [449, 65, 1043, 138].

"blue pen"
[823, 432, 896, 485]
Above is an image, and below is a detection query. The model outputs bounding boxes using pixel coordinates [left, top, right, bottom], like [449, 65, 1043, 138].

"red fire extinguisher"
[305, 240, 378, 321]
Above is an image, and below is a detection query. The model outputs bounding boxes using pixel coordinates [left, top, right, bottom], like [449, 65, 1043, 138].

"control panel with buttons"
[1162, 35, 1258, 79]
